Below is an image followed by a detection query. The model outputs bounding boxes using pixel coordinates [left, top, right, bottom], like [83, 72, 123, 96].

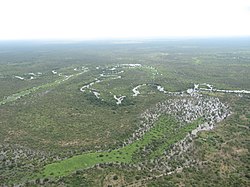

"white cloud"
[0, 0, 249, 40]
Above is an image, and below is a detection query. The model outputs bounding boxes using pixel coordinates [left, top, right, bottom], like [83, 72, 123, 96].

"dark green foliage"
[113, 175, 118, 180]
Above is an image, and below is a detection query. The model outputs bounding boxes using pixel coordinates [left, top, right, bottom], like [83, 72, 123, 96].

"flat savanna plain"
[0, 39, 249, 186]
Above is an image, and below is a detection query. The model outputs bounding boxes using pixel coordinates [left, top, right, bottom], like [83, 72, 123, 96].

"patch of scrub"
[192, 57, 202, 64]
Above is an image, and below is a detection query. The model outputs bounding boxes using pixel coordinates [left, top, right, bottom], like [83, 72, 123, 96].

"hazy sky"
[0, 0, 250, 40]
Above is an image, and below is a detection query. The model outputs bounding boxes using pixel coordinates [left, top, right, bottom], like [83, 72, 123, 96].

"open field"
[40, 117, 201, 178]
[0, 38, 249, 186]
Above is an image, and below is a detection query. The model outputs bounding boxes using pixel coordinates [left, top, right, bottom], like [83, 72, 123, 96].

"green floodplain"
[0, 38, 249, 186]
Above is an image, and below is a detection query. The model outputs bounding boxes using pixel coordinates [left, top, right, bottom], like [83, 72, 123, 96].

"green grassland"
[0, 38, 249, 186]
[39, 116, 201, 178]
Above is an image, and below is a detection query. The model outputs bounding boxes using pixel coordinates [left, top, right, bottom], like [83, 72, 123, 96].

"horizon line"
[0, 35, 250, 42]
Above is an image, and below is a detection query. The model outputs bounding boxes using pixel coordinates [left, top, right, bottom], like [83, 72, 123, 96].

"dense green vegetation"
[0, 38, 249, 186]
